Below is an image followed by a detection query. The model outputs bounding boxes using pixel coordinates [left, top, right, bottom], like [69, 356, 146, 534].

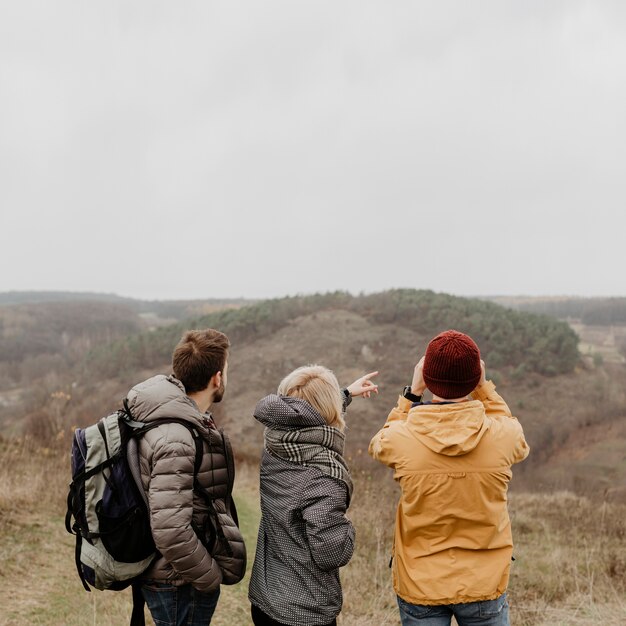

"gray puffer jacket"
[125, 374, 246, 593]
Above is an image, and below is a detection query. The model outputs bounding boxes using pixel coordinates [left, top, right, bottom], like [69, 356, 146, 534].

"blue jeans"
[397, 593, 509, 626]
[141, 582, 220, 626]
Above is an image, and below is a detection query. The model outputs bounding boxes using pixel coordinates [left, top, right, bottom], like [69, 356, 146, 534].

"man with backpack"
[369, 330, 529, 626]
[124, 328, 245, 624]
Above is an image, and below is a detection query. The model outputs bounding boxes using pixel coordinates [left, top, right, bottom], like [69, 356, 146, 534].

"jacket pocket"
[197, 498, 247, 585]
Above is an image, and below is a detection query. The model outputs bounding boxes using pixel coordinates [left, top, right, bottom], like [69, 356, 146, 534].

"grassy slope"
[0, 470, 260, 626]
[1, 443, 625, 626]
[2, 292, 626, 624]
[508, 493, 626, 626]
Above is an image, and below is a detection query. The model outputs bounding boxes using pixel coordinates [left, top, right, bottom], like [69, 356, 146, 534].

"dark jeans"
[141, 582, 220, 626]
[397, 593, 509, 626]
[251, 603, 337, 626]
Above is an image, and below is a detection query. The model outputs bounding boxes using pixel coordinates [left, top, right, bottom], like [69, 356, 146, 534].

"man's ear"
[211, 370, 223, 389]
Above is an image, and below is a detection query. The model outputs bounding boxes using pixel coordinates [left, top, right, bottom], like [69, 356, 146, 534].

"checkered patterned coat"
[248, 394, 355, 626]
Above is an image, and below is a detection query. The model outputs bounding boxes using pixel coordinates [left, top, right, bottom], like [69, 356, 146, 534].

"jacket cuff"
[470, 380, 496, 401]
[397, 395, 413, 413]
[341, 388, 353, 411]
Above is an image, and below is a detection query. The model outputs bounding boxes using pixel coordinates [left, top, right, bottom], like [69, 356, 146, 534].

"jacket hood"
[125, 374, 212, 435]
[408, 400, 490, 456]
[254, 394, 327, 430]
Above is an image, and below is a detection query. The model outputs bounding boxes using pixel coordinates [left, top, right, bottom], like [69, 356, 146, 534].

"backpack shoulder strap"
[191, 427, 203, 482]
[124, 415, 204, 482]
[122, 413, 203, 626]
[220, 429, 236, 498]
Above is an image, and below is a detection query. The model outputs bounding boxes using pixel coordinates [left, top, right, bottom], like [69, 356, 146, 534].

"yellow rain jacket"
[369, 380, 529, 605]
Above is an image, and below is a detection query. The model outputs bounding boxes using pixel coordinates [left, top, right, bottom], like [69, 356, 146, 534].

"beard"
[213, 380, 226, 403]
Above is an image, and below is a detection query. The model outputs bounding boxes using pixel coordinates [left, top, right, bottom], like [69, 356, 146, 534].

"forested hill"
[7, 288, 626, 500]
[87, 289, 580, 381]
[81, 290, 593, 497]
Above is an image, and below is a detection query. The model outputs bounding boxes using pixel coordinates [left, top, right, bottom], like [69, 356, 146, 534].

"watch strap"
[402, 385, 422, 403]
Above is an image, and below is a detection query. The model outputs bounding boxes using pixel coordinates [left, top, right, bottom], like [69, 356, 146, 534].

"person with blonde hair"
[248, 365, 378, 626]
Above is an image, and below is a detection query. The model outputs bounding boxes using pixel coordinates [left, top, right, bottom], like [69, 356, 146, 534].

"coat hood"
[125, 374, 212, 436]
[254, 394, 327, 430]
[408, 400, 490, 456]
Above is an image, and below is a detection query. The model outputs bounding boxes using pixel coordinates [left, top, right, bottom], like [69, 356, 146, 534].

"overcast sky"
[1, 1, 625, 300]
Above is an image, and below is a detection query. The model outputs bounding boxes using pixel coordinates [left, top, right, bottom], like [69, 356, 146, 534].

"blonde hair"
[278, 365, 345, 431]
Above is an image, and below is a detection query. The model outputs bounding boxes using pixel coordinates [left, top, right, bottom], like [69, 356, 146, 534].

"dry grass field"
[1, 295, 625, 624]
[569, 322, 626, 366]
[0, 439, 260, 626]
[1, 436, 625, 626]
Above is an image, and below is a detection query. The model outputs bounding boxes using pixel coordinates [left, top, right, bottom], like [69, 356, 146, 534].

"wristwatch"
[402, 386, 422, 403]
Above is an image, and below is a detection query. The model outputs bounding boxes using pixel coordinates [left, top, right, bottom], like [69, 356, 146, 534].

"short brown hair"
[172, 329, 230, 393]
[278, 365, 345, 431]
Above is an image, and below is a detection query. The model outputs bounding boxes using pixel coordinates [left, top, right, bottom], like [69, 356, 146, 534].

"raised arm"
[369, 359, 425, 467]
[470, 362, 529, 464]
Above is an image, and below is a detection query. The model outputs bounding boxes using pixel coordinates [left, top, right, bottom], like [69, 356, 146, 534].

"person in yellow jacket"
[369, 330, 529, 626]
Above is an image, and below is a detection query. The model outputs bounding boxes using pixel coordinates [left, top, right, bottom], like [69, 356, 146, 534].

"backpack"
[65, 401, 206, 625]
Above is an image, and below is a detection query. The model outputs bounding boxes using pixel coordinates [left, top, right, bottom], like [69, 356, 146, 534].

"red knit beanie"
[423, 330, 481, 399]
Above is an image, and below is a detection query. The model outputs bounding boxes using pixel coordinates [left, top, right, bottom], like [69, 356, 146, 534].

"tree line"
[86, 289, 580, 380]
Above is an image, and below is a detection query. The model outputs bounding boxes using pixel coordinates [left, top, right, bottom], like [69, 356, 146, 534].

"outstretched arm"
[346, 371, 379, 398]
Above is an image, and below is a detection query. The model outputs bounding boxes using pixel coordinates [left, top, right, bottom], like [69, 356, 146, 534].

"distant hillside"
[0, 291, 136, 306]
[0, 294, 249, 393]
[0, 290, 251, 321]
[80, 289, 615, 495]
[0, 300, 142, 392]
[5, 288, 626, 502]
[486, 295, 626, 325]
[484, 295, 626, 364]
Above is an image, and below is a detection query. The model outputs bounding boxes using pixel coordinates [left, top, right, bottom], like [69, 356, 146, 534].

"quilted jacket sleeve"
[301, 474, 355, 571]
[148, 427, 223, 592]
